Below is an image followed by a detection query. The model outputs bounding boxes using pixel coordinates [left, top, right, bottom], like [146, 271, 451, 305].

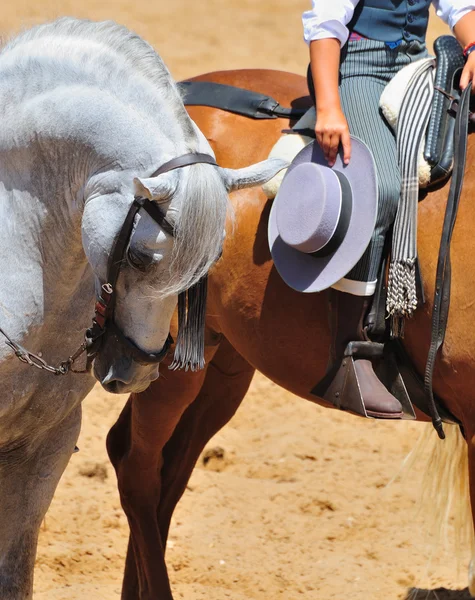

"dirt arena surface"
[1, 2, 470, 599]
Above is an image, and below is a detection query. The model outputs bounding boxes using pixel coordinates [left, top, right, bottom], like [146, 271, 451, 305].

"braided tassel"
[169, 275, 208, 372]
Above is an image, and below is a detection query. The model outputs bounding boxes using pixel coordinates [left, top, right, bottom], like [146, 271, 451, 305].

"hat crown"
[276, 163, 343, 254]
[267, 138, 378, 293]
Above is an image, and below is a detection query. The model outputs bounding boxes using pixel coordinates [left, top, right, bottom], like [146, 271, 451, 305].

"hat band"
[311, 171, 353, 258]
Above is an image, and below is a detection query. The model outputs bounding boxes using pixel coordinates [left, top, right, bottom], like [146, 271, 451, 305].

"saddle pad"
[380, 57, 435, 188]
[262, 108, 315, 198]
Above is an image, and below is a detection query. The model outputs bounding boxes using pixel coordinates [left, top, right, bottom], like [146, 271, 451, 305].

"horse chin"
[101, 379, 153, 394]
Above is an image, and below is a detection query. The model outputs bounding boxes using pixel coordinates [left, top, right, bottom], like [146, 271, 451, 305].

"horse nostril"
[100, 365, 134, 393]
[103, 380, 127, 394]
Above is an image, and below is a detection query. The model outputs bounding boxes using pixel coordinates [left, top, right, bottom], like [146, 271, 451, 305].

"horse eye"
[126, 248, 152, 272]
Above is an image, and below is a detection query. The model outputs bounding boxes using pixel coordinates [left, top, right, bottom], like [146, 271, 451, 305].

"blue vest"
[349, 0, 432, 44]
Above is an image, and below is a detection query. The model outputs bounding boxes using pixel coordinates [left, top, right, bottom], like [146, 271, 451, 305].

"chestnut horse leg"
[466, 423, 475, 595]
[107, 352, 216, 600]
[108, 336, 254, 599]
[157, 336, 255, 546]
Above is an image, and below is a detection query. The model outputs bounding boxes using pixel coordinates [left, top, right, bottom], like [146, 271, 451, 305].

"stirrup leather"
[323, 341, 416, 420]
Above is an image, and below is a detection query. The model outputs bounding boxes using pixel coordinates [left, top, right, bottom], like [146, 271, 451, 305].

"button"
[407, 14, 414, 23]
[408, 0, 415, 4]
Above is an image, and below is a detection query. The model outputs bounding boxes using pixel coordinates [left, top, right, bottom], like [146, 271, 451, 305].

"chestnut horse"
[107, 69, 475, 599]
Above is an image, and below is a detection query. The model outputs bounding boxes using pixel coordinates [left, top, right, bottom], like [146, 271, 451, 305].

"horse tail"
[406, 424, 472, 567]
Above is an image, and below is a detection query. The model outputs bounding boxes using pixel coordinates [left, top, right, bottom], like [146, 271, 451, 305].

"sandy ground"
[1, 2, 470, 599]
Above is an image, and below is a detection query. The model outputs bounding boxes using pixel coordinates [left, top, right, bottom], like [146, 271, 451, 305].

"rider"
[304, 0, 475, 417]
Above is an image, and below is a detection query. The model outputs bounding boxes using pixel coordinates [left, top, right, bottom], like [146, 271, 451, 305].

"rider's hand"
[315, 107, 352, 167]
[460, 52, 475, 92]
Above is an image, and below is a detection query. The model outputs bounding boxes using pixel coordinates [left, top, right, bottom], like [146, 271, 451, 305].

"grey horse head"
[82, 155, 287, 394]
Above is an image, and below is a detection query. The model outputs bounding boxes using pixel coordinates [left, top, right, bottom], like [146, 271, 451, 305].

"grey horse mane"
[2, 17, 194, 139]
[164, 162, 229, 297]
[3, 17, 228, 298]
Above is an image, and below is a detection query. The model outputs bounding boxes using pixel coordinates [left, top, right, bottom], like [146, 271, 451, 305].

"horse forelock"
[160, 163, 231, 297]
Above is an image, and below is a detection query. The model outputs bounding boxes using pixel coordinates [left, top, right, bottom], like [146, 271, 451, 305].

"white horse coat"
[0, 18, 285, 598]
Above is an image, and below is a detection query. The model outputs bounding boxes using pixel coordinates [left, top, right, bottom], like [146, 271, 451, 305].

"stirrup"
[323, 341, 416, 420]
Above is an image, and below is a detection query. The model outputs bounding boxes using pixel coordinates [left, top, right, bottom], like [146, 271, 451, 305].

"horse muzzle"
[94, 352, 159, 394]
[92, 325, 172, 394]
[99, 364, 157, 394]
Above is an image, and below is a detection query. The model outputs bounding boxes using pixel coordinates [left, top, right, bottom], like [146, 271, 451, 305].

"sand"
[1, 2, 470, 599]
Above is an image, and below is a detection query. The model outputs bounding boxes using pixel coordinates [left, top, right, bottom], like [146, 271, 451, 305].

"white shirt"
[303, 0, 475, 46]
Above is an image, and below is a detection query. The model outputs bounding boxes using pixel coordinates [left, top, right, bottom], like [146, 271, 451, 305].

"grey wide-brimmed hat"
[268, 137, 378, 293]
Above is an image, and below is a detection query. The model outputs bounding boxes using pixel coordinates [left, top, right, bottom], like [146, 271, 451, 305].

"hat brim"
[268, 137, 378, 293]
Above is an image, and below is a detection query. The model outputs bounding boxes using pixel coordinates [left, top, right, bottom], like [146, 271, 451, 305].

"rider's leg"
[326, 63, 403, 416]
[329, 45, 409, 417]
[309, 42, 429, 417]
[338, 40, 428, 290]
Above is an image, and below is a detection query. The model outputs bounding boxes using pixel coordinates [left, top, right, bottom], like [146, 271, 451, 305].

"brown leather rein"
[0, 152, 218, 375]
[424, 83, 471, 439]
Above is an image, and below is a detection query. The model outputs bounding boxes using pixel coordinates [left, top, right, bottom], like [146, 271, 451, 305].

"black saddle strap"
[179, 80, 307, 120]
[424, 82, 472, 440]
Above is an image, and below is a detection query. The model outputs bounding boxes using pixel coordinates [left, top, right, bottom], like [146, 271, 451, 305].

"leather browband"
[151, 152, 218, 177]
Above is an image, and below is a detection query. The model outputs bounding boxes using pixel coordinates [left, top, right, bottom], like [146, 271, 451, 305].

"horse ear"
[220, 158, 289, 193]
[133, 171, 179, 202]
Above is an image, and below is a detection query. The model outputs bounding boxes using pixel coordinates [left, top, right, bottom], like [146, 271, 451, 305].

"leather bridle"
[0, 152, 218, 375]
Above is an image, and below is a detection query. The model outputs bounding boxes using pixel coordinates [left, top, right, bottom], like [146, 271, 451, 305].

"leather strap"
[107, 321, 173, 364]
[151, 152, 218, 177]
[424, 82, 471, 439]
[107, 198, 144, 290]
[392, 340, 461, 426]
[424, 36, 465, 168]
[179, 80, 308, 120]
[136, 196, 175, 237]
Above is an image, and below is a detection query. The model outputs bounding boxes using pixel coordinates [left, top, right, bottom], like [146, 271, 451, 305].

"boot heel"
[376, 347, 416, 420]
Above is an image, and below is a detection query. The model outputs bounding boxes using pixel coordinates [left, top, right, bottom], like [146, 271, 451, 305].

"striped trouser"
[309, 39, 428, 290]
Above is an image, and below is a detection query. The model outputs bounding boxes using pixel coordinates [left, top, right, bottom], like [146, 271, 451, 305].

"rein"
[0, 152, 218, 376]
[424, 83, 472, 439]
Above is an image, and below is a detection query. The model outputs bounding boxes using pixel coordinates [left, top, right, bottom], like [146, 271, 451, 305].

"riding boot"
[314, 289, 403, 419]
